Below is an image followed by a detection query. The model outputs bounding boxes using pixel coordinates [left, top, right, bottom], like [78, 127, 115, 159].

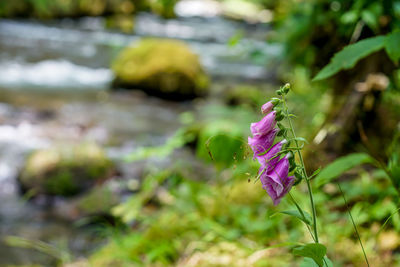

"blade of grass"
[377, 207, 400, 235]
[337, 183, 369, 267]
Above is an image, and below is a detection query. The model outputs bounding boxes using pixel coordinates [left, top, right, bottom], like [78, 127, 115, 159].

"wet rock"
[18, 143, 114, 197]
[111, 39, 209, 100]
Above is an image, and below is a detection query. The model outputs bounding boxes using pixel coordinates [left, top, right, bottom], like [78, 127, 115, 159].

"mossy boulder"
[112, 39, 209, 100]
[19, 143, 114, 197]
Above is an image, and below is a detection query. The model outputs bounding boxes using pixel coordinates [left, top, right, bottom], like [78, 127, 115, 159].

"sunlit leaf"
[340, 10, 358, 24]
[293, 243, 327, 267]
[313, 36, 385, 81]
[361, 10, 378, 32]
[315, 153, 375, 187]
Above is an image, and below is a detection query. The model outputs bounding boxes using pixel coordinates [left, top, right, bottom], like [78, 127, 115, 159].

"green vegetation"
[1, 0, 400, 266]
[0, 0, 178, 19]
[19, 143, 114, 197]
[84, 155, 400, 266]
[273, 0, 400, 70]
[112, 39, 209, 99]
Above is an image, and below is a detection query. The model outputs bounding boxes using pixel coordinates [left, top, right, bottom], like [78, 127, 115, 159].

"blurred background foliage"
[0, 0, 177, 18]
[0, 0, 399, 266]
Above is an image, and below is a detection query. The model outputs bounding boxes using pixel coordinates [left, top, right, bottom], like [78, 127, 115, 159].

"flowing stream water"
[0, 12, 279, 265]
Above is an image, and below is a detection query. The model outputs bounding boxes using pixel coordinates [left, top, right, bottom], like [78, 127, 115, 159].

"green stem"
[288, 192, 316, 242]
[282, 95, 319, 243]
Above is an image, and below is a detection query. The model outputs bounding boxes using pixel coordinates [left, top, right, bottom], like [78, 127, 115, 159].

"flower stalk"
[282, 93, 319, 243]
[248, 83, 320, 244]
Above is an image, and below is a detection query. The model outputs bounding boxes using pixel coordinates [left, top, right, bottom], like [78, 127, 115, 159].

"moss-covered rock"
[112, 39, 209, 100]
[19, 143, 114, 197]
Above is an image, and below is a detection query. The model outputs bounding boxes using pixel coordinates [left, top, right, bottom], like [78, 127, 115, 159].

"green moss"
[112, 39, 209, 99]
[19, 143, 114, 197]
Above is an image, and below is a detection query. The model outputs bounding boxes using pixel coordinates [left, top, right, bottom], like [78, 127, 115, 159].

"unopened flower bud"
[250, 111, 277, 136]
[261, 101, 273, 114]
[282, 83, 290, 94]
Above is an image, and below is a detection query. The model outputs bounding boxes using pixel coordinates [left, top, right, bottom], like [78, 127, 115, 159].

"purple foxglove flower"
[261, 101, 273, 114]
[257, 140, 286, 172]
[250, 111, 276, 137]
[248, 128, 278, 159]
[260, 154, 295, 205]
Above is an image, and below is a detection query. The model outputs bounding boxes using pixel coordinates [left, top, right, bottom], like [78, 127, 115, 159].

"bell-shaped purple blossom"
[248, 128, 278, 159]
[248, 103, 294, 205]
[261, 101, 274, 114]
[260, 154, 295, 205]
[250, 111, 276, 137]
[257, 140, 286, 172]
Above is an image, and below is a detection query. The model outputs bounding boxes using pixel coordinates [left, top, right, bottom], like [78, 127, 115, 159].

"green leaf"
[385, 31, 400, 64]
[315, 153, 374, 187]
[265, 241, 303, 249]
[361, 10, 378, 32]
[389, 165, 400, 189]
[293, 137, 308, 143]
[293, 243, 327, 267]
[309, 168, 321, 179]
[313, 36, 385, 81]
[300, 256, 333, 267]
[340, 10, 358, 24]
[277, 210, 313, 225]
